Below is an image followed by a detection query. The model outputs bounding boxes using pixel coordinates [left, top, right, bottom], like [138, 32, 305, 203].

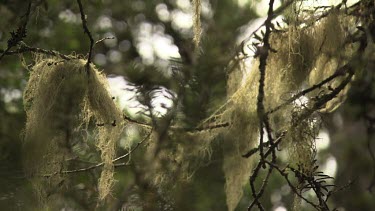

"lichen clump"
[205, 12, 356, 211]
[141, 129, 213, 189]
[23, 56, 124, 204]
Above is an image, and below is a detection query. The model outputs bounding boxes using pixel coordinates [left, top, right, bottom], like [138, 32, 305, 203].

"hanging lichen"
[307, 12, 354, 113]
[287, 109, 319, 172]
[85, 62, 124, 201]
[198, 9, 357, 211]
[23, 57, 88, 206]
[221, 58, 260, 211]
[142, 129, 214, 189]
[22, 56, 125, 206]
[192, 0, 202, 51]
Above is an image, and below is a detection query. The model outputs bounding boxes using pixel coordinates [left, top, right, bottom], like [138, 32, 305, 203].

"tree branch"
[0, 43, 74, 60]
[242, 131, 285, 158]
[124, 114, 229, 132]
[95, 36, 115, 45]
[247, 131, 285, 211]
[0, 1, 32, 61]
[42, 128, 153, 177]
[256, 0, 276, 168]
[298, 68, 354, 121]
[265, 161, 322, 210]
[267, 63, 351, 115]
[76, 0, 94, 69]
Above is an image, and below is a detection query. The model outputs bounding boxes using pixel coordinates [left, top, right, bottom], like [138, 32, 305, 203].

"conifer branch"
[265, 161, 322, 210]
[0, 1, 32, 61]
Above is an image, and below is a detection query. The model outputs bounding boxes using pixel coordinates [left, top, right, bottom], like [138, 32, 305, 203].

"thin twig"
[42, 128, 153, 177]
[0, 43, 73, 60]
[124, 114, 152, 128]
[189, 122, 230, 131]
[265, 161, 321, 210]
[0, 1, 32, 61]
[247, 131, 285, 211]
[248, 149, 276, 210]
[243, 131, 286, 158]
[326, 179, 355, 201]
[76, 0, 94, 68]
[267, 63, 350, 115]
[256, 0, 276, 168]
[124, 114, 229, 131]
[249, 162, 275, 210]
[112, 129, 153, 163]
[95, 36, 115, 45]
[248, 162, 265, 211]
[298, 69, 354, 121]
[238, 0, 294, 51]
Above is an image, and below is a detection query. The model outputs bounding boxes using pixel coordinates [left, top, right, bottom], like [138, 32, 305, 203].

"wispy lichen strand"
[192, 0, 202, 51]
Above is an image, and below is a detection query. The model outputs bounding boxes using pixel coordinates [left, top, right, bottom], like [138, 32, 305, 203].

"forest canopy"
[0, 0, 375, 210]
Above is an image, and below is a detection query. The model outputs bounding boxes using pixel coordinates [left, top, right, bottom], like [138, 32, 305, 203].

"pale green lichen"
[205, 10, 355, 211]
[23, 56, 125, 206]
[192, 0, 202, 51]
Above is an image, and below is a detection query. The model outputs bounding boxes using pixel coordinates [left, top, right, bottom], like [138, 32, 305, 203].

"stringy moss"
[143, 130, 214, 188]
[23, 56, 125, 206]
[307, 12, 353, 113]
[21, 9, 357, 210]
[286, 108, 319, 173]
[222, 59, 259, 211]
[85, 64, 124, 201]
[287, 110, 319, 211]
[199, 10, 355, 211]
[192, 0, 202, 51]
[23, 58, 88, 206]
[185, 7, 356, 211]
[308, 54, 350, 112]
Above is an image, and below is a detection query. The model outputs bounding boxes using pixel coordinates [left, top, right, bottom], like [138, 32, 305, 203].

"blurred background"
[0, 0, 374, 210]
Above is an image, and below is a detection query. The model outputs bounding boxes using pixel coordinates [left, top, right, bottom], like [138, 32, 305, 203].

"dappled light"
[0, 0, 374, 210]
